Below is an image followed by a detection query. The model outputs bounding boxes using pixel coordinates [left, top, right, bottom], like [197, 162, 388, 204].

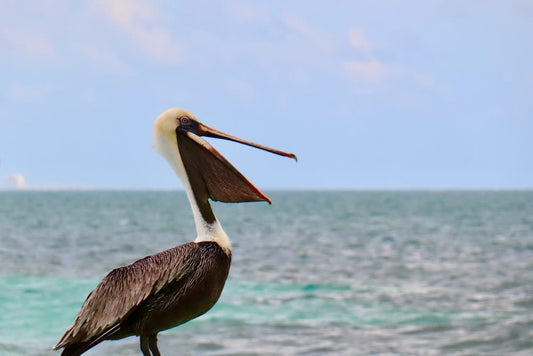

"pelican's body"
[54, 108, 296, 355]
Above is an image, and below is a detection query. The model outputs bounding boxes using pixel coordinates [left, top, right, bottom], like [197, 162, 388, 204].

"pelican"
[54, 108, 296, 355]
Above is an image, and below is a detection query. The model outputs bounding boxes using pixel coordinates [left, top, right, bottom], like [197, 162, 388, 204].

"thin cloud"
[283, 14, 334, 54]
[75, 43, 133, 75]
[343, 26, 399, 84]
[128, 26, 183, 63]
[348, 26, 372, 54]
[91, 0, 157, 27]
[89, 0, 184, 63]
[344, 60, 396, 84]
[225, 0, 269, 23]
[8, 84, 44, 103]
[284, 15, 314, 38]
[345, 26, 441, 92]
[1, 29, 59, 62]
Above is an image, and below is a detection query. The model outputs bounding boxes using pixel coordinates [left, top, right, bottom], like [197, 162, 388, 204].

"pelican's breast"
[126, 241, 232, 335]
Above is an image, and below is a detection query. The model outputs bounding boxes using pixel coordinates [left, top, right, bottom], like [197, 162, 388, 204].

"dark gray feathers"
[54, 242, 201, 349]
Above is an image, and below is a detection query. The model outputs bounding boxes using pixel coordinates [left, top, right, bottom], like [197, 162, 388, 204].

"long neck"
[154, 131, 231, 253]
[183, 181, 231, 251]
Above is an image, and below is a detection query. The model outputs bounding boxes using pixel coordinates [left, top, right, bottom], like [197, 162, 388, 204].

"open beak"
[196, 123, 298, 162]
[176, 122, 296, 204]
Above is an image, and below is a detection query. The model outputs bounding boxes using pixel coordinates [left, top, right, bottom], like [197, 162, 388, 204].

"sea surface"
[0, 191, 532, 356]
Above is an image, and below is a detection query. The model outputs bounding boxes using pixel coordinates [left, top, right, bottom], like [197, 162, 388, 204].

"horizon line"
[1, 187, 532, 192]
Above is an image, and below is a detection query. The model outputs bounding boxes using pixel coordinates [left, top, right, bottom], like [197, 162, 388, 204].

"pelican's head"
[153, 107, 296, 204]
[154, 107, 197, 134]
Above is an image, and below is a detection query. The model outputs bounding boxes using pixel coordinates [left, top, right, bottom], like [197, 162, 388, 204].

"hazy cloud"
[348, 26, 372, 54]
[89, 0, 185, 63]
[8, 84, 45, 103]
[344, 60, 397, 84]
[284, 15, 314, 38]
[90, 0, 157, 27]
[225, 0, 269, 23]
[283, 15, 334, 54]
[74, 43, 133, 75]
[343, 26, 399, 84]
[1, 29, 58, 62]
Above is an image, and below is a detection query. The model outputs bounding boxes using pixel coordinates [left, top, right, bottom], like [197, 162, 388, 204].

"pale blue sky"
[1, 1, 532, 190]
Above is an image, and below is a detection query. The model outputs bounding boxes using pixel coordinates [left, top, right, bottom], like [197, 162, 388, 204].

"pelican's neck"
[154, 131, 231, 253]
[183, 184, 231, 252]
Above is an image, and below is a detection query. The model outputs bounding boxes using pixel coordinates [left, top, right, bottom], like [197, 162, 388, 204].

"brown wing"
[177, 131, 271, 203]
[54, 242, 201, 349]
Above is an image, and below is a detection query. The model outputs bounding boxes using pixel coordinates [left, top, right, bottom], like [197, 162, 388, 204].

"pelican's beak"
[175, 122, 296, 204]
[196, 123, 298, 162]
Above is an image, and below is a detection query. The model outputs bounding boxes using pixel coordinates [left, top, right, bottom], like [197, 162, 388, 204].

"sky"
[1, 0, 532, 190]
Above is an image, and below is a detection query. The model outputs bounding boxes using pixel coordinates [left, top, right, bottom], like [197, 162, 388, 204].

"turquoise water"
[1, 191, 532, 355]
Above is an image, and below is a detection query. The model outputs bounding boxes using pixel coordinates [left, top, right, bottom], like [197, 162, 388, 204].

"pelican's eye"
[177, 116, 199, 134]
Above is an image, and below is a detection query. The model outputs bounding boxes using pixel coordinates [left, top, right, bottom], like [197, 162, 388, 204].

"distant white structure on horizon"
[2, 173, 92, 190]
[4, 174, 26, 189]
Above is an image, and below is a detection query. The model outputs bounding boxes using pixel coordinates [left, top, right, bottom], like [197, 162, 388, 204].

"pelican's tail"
[54, 324, 121, 356]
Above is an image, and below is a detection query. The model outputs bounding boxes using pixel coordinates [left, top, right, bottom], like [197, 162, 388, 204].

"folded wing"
[55, 242, 201, 349]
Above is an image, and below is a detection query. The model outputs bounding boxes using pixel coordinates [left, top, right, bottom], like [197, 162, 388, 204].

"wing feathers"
[55, 242, 201, 349]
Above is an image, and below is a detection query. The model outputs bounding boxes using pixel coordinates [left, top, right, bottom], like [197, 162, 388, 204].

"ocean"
[0, 191, 532, 355]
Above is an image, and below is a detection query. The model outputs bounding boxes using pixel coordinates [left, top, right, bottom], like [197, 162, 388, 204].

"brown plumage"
[54, 108, 296, 355]
[56, 242, 230, 355]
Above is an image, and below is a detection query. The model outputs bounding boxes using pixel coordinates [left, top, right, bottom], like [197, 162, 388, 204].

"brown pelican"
[54, 108, 296, 356]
